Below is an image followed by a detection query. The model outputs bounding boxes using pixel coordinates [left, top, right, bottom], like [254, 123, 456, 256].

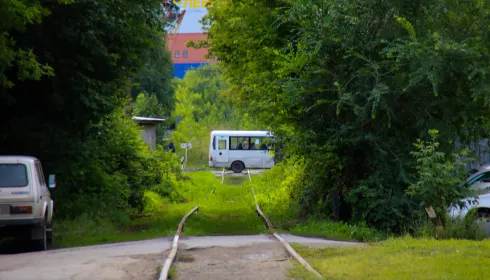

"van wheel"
[40, 219, 48, 251]
[231, 161, 245, 173]
[474, 208, 490, 236]
[47, 220, 54, 247]
[33, 217, 51, 251]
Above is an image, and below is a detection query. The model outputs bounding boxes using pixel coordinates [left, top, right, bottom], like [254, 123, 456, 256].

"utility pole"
[185, 144, 188, 169]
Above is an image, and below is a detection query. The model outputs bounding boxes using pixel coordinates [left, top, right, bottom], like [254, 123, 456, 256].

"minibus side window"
[212, 136, 216, 150]
[251, 137, 262, 150]
[262, 137, 274, 150]
[229, 137, 250, 150]
[230, 137, 239, 150]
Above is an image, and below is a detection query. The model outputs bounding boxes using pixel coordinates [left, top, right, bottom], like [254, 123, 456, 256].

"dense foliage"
[0, 0, 73, 89]
[131, 36, 175, 116]
[406, 130, 471, 225]
[170, 64, 262, 167]
[0, 0, 178, 220]
[202, 0, 490, 231]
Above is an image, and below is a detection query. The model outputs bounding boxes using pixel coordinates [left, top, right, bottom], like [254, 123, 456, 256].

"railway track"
[159, 170, 324, 280]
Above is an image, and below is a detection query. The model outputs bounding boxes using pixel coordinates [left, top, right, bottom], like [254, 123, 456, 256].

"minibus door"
[215, 136, 229, 163]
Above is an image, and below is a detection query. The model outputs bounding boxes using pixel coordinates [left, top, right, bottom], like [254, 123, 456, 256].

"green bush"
[406, 129, 472, 226]
[251, 157, 388, 242]
[52, 110, 184, 220]
[249, 156, 305, 224]
[413, 212, 487, 241]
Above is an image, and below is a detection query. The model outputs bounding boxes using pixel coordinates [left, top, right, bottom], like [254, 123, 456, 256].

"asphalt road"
[0, 234, 362, 280]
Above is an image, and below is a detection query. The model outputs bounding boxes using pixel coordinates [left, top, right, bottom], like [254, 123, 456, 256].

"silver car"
[448, 164, 490, 235]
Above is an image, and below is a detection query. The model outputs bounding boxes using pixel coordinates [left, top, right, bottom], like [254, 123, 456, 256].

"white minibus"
[209, 130, 275, 173]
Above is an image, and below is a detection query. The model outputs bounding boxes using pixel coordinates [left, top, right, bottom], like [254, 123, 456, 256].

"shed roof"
[132, 116, 166, 124]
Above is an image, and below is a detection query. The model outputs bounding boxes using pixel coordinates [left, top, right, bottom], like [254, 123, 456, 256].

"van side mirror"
[48, 174, 56, 188]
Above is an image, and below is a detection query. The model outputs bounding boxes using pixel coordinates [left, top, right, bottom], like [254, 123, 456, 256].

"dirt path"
[174, 243, 291, 280]
[0, 234, 362, 280]
[173, 234, 363, 280]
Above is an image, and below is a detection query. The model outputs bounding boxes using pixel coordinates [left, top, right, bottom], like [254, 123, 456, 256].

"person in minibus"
[242, 138, 249, 149]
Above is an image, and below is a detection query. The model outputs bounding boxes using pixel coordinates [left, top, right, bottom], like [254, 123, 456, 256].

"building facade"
[166, 33, 214, 79]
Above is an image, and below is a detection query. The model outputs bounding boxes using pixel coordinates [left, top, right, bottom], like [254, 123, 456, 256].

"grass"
[52, 171, 266, 248]
[289, 236, 490, 279]
[52, 204, 192, 248]
[52, 162, 386, 248]
[288, 219, 389, 242]
[246, 165, 389, 243]
[167, 266, 176, 279]
[155, 265, 163, 279]
[180, 173, 266, 236]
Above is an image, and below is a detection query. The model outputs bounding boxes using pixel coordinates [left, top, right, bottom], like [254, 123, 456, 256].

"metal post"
[185, 145, 188, 169]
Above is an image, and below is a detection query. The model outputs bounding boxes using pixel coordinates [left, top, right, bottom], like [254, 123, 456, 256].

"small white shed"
[132, 116, 166, 151]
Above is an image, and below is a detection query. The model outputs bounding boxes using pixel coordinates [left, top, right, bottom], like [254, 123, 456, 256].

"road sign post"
[180, 143, 192, 169]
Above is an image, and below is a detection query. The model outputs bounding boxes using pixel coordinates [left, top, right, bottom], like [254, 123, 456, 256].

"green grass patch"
[290, 236, 490, 279]
[167, 266, 176, 279]
[53, 203, 193, 248]
[180, 173, 266, 236]
[53, 171, 266, 248]
[288, 219, 389, 242]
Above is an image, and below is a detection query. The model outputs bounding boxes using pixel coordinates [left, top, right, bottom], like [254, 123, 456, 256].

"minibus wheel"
[231, 161, 245, 173]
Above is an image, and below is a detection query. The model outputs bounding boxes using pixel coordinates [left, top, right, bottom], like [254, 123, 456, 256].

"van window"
[0, 164, 28, 187]
[262, 137, 275, 150]
[250, 137, 263, 150]
[468, 172, 490, 186]
[230, 137, 251, 150]
[218, 139, 226, 150]
[212, 136, 216, 150]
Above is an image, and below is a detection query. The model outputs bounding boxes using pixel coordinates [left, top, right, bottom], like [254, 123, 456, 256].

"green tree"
[170, 64, 263, 167]
[0, 0, 73, 89]
[133, 92, 166, 118]
[131, 35, 175, 116]
[202, 0, 490, 230]
[406, 130, 472, 225]
[0, 0, 179, 219]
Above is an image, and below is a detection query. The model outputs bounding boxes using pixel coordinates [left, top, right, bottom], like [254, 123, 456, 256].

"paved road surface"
[0, 234, 362, 280]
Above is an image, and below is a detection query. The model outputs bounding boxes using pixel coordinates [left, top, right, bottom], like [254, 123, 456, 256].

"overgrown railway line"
[159, 169, 324, 280]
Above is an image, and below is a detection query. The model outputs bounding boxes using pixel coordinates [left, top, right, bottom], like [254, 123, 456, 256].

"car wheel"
[475, 208, 490, 236]
[31, 218, 49, 251]
[46, 220, 53, 247]
[231, 161, 244, 173]
[39, 219, 48, 251]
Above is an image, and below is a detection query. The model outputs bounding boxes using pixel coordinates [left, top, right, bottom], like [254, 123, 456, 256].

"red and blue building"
[166, 33, 214, 79]
[161, 1, 212, 79]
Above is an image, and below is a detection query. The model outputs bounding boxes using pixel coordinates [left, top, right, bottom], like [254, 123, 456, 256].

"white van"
[0, 156, 56, 250]
[209, 130, 275, 173]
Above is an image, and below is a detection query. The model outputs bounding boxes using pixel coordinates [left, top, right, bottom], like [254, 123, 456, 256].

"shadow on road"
[0, 238, 44, 254]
